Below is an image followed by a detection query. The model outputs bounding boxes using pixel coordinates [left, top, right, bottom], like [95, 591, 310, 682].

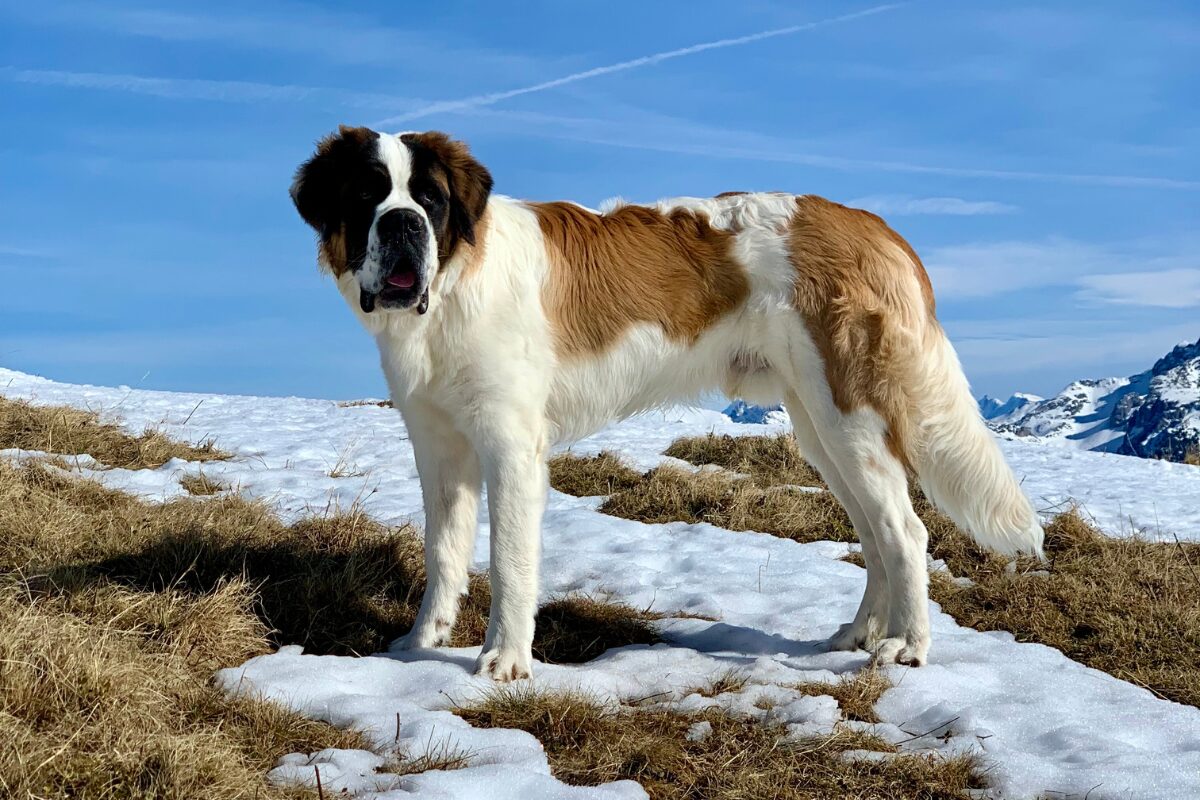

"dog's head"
[291, 126, 492, 314]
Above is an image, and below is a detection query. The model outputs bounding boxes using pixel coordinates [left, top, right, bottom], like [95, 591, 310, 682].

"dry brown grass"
[549, 450, 643, 497]
[927, 507, 1200, 707]
[0, 578, 371, 800]
[612, 434, 1200, 709]
[0, 449, 680, 798]
[794, 669, 892, 724]
[551, 454, 856, 543]
[0, 395, 227, 469]
[458, 687, 983, 799]
[2, 463, 661, 662]
[689, 668, 751, 698]
[1185, 445, 1200, 467]
[179, 470, 229, 496]
[665, 432, 825, 487]
[534, 596, 663, 664]
[0, 460, 376, 798]
[336, 399, 393, 408]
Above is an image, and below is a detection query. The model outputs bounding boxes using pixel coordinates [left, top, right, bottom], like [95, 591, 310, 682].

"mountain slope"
[981, 338, 1200, 462]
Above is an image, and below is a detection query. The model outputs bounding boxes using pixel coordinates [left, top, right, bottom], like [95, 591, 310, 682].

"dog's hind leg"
[788, 381, 931, 666]
[394, 399, 482, 650]
[785, 392, 888, 651]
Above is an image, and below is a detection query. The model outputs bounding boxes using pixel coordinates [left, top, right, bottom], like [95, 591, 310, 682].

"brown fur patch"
[320, 224, 349, 276]
[532, 202, 750, 358]
[400, 131, 493, 266]
[293, 125, 379, 277]
[714, 190, 749, 198]
[787, 196, 936, 465]
[455, 206, 490, 281]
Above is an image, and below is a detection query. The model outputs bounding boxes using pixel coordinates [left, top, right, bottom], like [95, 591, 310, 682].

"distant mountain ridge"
[979, 338, 1200, 463]
[978, 392, 1043, 425]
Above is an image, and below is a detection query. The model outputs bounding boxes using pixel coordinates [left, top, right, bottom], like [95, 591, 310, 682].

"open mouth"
[359, 266, 428, 314]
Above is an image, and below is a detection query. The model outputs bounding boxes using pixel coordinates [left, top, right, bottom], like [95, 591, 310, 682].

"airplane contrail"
[375, 3, 906, 126]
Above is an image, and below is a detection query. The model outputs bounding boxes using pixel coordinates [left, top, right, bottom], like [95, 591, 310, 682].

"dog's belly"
[544, 316, 790, 444]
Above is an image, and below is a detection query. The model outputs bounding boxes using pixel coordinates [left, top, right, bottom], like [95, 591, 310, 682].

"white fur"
[333, 178, 1040, 678]
[361, 134, 438, 294]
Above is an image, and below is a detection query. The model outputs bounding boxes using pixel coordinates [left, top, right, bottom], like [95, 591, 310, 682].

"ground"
[2, 366, 1199, 800]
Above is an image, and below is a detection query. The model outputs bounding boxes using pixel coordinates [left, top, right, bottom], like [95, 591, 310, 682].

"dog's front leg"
[395, 400, 482, 650]
[475, 429, 547, 681]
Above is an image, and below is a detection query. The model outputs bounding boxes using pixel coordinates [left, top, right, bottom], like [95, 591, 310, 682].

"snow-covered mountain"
[978, 392, 1043, 425]
[980, 338, 1200, 462]
[723, 399, 790, 425]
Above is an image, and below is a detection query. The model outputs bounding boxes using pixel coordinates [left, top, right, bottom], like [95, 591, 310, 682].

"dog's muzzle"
[360, 208, 430, 314]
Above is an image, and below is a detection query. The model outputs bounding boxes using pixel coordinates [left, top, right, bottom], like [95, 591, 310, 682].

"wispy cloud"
[951, 321, 1200, 379]
[1077, 268, 1200, 309]
[1, 67, 417, 109]
[454, 105, 1200, 191]
[563, 132, 1200, 191]
[375, 4, 906, 126]
[0, 243, 58, 260]
[7, 3, 541, 73]
[848, 194, 1018, 216]
[925, 237, 1200, 299]
[925, 238, 1106, 298]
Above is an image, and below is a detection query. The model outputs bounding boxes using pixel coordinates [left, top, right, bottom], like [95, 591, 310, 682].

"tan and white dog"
[291, 126, 1043, 681]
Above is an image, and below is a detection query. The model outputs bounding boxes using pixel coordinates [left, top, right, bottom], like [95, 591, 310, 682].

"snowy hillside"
[977, 392, 1042, 425]
[979, 338, 1200, 462]
[3, 366, 1200, 799]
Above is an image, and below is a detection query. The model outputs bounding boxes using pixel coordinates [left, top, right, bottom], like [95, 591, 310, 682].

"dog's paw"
[869, 636, 928, 667]
[474, 647, 533, 682]
[827, 619, 884, 652]
[393, 619, 452, 651]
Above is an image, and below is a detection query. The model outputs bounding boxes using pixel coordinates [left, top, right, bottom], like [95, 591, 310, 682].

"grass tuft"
[179, 470, 229, 496]
[0, 395, 226, 469]
[534, 595, 662, 664]
[549, 450, 643, 497]
[1183, 445, 1199, 467]
[665, 432, 825, 487]
[336, 399, 393, 409]
[0, 595, 368, 798]
[690, 668, 750, 698]
[794, 669, 892, 724]
[552, 453, 856, 543]
[458, 687, 982, 799]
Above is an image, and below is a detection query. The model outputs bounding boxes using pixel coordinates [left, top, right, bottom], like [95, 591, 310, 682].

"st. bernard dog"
[291, 126, 1043, 681]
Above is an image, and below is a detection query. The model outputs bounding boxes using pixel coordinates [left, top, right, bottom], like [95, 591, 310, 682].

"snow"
[722, 399, 790, 425]
[5, 366, 1200, 799]
[977, 392, 1042, 424]
[983, 338, 1200, 461]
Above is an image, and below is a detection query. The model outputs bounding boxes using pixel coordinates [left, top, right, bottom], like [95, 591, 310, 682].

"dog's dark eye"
[413, 186, 442, 207]
[358, 188, 376, 201]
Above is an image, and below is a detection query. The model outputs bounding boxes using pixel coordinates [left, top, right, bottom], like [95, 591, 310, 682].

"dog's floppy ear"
[290, 125, 377, 237]
[403, 131, 493, 251]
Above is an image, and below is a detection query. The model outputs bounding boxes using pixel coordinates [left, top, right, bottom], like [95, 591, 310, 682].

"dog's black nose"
[377, 208, 425, 239]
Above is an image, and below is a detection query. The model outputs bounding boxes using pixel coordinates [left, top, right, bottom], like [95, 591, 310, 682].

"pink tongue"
[386, 271, 416, 289]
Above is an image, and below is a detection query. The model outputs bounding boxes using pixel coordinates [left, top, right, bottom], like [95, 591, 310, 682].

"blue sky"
[1, 1, 1197, 401]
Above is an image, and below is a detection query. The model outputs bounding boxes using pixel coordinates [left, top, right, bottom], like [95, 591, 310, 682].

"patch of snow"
[5, 367, 1200, 799]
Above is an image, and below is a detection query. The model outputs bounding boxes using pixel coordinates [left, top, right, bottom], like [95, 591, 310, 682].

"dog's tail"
[904, 328, 1044, 556]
